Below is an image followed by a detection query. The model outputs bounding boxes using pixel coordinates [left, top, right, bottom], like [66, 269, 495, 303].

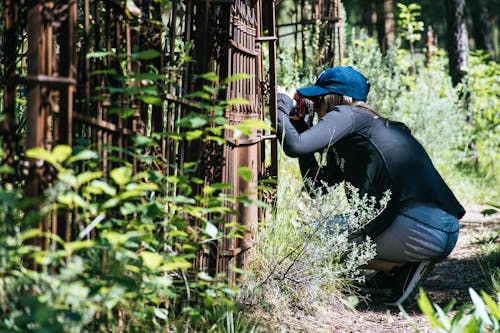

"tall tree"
[467, 0, 496, 60]
[383, 0, 395, 50]
[445, 0, 469, 86]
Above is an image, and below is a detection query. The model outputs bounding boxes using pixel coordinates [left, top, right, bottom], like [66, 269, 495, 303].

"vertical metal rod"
[267, 1, 278, 179]
[1, 0, 18, 185]
[337, 0, 344, 65]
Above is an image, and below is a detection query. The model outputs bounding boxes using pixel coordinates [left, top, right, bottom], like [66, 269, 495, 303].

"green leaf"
[204, 222, 219, 238]
[184, 91, 211, 100]
[86, 50, 114, 59]
[186, 130, 203, 140]
[140, 251, 163, 270]
[237, 167, 253, 182]
[110, 166, 132, 186]
[58, 171, 78, 187]
[198, 72, 219, 83]
[26, 147, 58, 167]
[102, 197, 120, 210]
[77, 171, 103, 185]
[480, 290, 500, 320]
[67, 150, 99, 164]
[160, 257, 191, 272]
[86, 180, 117, 196]
[198, 272, 214, 281]
[139, 95, 163, 105]
[109, 107, 137, 118]
[225, 97, 250, 106]
[58, 192, 87, 207]
[240, 118, 273, 131]
[189, 116, 208, 128]
[153, 308, 169, 320]
[222, 73, 253, 84]
[52, 145, 72, 163]
[469, 288, 493, 327]
[480, 208, 498, 216]
[131, 49, 161, 60]
[65, 240, 95, 255]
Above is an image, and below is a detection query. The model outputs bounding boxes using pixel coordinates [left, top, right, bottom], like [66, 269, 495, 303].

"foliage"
[418, 288, 500, 333]
[0, 62, 267, 331]
[462, 52, 500, 186]
[238, 154, 380, 329]
[396, 3, 425, 49]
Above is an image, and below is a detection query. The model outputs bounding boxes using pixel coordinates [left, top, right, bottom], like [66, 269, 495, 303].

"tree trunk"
[376, 0, 394, 53]
[361, 0, 377, 37]
[383, 0, 395, 49]
[445, 0, 469, 87]
[467, 0, 496, 61]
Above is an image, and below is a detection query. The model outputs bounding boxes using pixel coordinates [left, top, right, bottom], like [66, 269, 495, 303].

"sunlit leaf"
[26, 147, 58, 167]
[65, 240, 95, 255]
[237, 167, 253, 182]
[87, 180, 117, 196]
[67, 150, 99, 164]
[140, 251, 163, 270]
[139, 95, 163, 105]
[222, 73, 253, 84]
[77, 171, 103, 185]
[186, 130, 203, 140]
[154, 308, 169, 320]
[198, 272, 214, 281]
[52, 145, 72, 163]
[160, 257, 192, 272]
[110, 166, 132, 186]
[225, 97, 250, 106]
[204, 222, 219, 238]
[131, 49, 161, 60]
[198, 72, 219, 83]
[86, 50, 114, 59]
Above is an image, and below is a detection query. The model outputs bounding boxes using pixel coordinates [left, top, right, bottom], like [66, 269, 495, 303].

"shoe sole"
[385, 260, 433, 307]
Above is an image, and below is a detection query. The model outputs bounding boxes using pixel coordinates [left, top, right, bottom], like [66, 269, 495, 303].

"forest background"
[0, 0, 498, 332]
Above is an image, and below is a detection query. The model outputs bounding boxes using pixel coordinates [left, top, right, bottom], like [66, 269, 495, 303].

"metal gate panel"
[1, 0, 285, 281]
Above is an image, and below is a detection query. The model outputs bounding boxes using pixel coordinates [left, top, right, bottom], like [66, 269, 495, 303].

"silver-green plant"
[239, 154, 381, 321]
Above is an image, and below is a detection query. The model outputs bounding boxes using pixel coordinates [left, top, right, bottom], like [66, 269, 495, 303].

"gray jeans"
[374, 202, 460, 263]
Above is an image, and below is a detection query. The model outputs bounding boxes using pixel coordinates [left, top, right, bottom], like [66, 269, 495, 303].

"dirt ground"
[272, 203, 500, 333]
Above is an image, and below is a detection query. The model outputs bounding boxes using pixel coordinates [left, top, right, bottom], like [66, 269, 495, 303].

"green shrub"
[239, 154, 380, 329]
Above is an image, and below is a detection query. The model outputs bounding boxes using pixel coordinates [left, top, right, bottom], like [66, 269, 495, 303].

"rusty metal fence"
[1, 0, 342, 281]
[1, 0, 279, 281]
[277, 0, 344, 68]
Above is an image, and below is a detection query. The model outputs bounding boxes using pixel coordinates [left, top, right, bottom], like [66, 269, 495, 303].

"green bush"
[0, 70, 268, 332]
[238, 154, 380, 329]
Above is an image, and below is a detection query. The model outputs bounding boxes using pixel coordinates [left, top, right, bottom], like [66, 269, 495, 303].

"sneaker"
[385, 260, 434, 306]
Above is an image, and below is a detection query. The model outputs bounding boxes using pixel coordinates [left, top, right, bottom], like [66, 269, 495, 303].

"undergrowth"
[238, 154, 382, 331]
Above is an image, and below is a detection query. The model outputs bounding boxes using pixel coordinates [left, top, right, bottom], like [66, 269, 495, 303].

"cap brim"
[296, 85, 330, 97]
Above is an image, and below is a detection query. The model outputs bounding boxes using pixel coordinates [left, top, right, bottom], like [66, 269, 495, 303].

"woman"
[277, 66, 465, 306]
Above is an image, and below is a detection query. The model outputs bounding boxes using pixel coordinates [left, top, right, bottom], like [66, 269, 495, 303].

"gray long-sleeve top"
[277, 93, 465, 238]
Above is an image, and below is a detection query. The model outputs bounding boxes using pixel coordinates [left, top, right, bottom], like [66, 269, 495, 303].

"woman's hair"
[323, 93, 411, 133]
[323, 93, 381, 119]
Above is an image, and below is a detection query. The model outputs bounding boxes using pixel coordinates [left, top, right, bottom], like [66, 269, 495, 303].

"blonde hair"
[323, 93, 380, 118]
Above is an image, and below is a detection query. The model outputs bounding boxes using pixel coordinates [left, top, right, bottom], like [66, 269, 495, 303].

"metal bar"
[266, 0, 278, 179]
[1, 0, 19, 185]
[21, 75, 76, 87]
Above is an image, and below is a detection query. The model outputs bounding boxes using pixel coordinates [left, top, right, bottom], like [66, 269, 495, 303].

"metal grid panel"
[1, 0, 279, 281]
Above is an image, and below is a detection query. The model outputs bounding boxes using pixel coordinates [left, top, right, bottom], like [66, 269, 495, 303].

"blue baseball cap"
[296, 66, 370, 101]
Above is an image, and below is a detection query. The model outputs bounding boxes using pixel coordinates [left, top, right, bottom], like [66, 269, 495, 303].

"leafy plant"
[418, 288, 500, 333]
[239, 153, 380, 330]
[397, 2, 425, 74]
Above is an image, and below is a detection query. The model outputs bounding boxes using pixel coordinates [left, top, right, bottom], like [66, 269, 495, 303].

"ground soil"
[265, 203, 499, 333]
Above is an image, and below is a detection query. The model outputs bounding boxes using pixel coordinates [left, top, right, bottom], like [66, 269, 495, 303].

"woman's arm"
[277, 93, 355, 157]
